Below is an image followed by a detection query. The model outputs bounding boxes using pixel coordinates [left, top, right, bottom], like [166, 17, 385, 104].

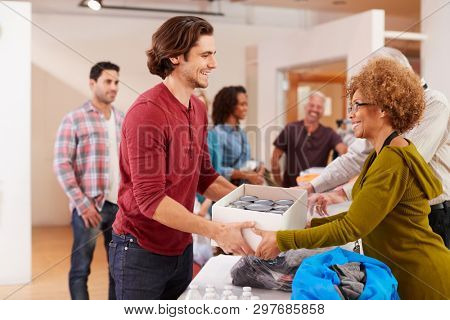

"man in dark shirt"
[110, 16, 254, 300]
[271, 92, 348, 187]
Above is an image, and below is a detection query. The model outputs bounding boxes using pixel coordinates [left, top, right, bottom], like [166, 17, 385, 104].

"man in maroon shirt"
[110, 16, 254, 300]
[271, 92, 348, 187]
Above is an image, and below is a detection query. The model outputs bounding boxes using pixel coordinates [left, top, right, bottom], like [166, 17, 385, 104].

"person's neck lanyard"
[380, 131, 399, 153]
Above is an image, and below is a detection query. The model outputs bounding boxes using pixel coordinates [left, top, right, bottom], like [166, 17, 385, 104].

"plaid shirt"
[53, 101, 124, 215]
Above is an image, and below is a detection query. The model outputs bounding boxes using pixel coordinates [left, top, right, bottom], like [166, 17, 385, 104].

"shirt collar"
[85, 100, 115, 115]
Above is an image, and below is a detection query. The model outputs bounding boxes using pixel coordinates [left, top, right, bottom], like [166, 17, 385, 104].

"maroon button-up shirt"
[113, 83, 219, 255]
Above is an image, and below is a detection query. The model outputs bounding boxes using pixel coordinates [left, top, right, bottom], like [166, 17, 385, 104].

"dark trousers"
[110, 233, 193, 300]
[428, 202, 449, 249]
[69, 201, 118, 300]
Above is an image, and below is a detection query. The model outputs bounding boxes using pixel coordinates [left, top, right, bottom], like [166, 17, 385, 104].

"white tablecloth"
[179, 255, 291, 300]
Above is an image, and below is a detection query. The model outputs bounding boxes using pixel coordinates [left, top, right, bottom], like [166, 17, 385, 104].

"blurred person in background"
[271, 91, 347, 187]
[210, 85, 264, 186]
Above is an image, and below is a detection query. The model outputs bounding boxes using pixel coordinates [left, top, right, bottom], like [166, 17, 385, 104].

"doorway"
[284, 60, 347, 130]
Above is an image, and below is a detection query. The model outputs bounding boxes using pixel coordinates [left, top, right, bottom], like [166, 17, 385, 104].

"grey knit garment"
[330, 262, 366, 300]
[284, 248, 330, 267]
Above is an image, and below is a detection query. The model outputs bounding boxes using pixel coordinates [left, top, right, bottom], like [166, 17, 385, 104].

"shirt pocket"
[78, 125, 101, 144]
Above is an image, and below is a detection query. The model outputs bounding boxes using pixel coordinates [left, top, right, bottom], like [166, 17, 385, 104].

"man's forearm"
[271, 149, 283, 186]
[271, 164, 282, 186]
[203, 176, 236, 201]
[153, 196, 219, 238]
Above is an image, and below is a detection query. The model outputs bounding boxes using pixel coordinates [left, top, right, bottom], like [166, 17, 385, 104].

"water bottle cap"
[243, 287, 252, 292]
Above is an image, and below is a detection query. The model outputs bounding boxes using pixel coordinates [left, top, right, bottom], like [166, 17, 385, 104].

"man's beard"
[185, 72, 207, 89]
[99, 93, 115, 104]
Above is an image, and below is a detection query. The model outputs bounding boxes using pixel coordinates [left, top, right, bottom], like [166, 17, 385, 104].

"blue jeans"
[69, 201, 118, 300]
[110, 233, 193, 300]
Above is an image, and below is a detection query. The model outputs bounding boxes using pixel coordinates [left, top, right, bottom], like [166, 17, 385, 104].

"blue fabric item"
[291, 247, 400, 300]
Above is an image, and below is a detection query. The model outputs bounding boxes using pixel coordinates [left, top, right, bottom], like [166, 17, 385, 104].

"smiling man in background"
[271, 91, 348, 187]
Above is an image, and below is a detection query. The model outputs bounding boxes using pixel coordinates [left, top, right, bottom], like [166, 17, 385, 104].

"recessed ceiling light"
[87, 0, 102, 11]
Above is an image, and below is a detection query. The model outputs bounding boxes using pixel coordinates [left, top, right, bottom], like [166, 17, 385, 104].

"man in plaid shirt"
[53, 61, 124, 300]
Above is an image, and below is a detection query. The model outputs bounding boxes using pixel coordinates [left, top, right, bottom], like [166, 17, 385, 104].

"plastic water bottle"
[241, 292, 252, 300]
[206, 284, 216, 294]
[224, 285, 234, 291]
[185, 283, 202, 300]
[221, 290, 233, 300]
[203, 287, 218, 300]
[204, 292, 216, 300]
[251, 296, 260, 300]
[241, 286, 252, 299]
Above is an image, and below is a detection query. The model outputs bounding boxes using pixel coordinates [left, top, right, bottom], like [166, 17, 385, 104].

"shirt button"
[129, 239, 133, 243]
[124, 247, 128, 251]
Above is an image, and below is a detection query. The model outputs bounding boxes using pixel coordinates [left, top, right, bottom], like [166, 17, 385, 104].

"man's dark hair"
[89, 61, 120, 81]
[212, 86, 247, 126]
[146, 16, 214, 79]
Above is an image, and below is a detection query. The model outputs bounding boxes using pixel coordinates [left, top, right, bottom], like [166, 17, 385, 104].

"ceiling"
[236, 0, 420, 17]
[21, 0, 420, 19]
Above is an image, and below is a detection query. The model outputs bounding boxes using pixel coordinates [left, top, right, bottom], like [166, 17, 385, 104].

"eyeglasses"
[347, 102, 373, 114]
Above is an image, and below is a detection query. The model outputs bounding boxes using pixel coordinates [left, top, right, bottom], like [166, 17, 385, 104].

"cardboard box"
[211, 184, 308, 251]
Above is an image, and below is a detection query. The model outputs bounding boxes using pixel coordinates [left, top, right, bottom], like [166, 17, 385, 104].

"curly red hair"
[347, 58, 424, 133]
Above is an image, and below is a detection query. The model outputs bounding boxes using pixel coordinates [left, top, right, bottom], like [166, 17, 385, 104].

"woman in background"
[210, 85, 264, 186]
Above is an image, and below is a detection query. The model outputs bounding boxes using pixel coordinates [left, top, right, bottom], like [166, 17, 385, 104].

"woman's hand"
[244, 171, 264, 185]
[252, 228, 281, 260]
[307, 188, 348, 216]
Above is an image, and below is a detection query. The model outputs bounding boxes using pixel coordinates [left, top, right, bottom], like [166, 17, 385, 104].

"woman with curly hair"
[210, 85, 264, 185]
[253, 58, 450, 299]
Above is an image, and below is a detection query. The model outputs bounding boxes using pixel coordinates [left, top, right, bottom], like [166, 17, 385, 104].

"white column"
[421, 0, 450, 99]
[0, 1, 32, 285]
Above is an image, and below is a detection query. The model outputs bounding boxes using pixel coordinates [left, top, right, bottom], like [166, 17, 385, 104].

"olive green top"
[277, 141, 450, 299]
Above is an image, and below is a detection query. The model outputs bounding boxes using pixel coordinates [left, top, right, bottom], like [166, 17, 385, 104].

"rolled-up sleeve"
[273, 125, 289, 152]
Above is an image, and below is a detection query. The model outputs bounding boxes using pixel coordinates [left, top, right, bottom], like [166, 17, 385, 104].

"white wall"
[0, 1, 31, 285]
[421, 0, 450, 100]
[254, 10, 385, 163]
[30, 13, 302, 225]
